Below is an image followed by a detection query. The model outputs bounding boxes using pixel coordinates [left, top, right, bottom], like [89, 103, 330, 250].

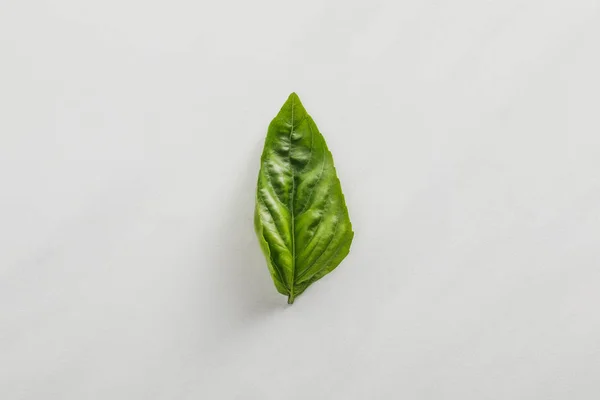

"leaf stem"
[287, 294, 295, 304]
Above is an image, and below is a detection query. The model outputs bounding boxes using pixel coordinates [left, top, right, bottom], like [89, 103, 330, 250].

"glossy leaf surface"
[254, 93, 354, 304]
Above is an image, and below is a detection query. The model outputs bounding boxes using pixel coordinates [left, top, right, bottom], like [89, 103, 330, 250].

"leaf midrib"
[288, 96, 296, 304]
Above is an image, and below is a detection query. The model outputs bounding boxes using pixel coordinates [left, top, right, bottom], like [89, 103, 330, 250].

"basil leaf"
[254, 93, 354, 304]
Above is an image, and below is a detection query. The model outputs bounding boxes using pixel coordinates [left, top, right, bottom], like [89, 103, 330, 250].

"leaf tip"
[287, 92, 301, 104]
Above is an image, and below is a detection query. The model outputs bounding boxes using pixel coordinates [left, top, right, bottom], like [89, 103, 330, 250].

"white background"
[1, 0, 600, 398]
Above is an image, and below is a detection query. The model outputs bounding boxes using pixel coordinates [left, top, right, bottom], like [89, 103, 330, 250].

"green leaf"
[254, 93, 354, 304]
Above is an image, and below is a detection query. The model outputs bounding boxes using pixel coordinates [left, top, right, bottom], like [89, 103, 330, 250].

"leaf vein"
[296, 208, 342, 281]
[297, 137, 327, 216]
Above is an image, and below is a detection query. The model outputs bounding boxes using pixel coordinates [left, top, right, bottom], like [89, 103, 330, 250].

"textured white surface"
[1, 1, 600, 399]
